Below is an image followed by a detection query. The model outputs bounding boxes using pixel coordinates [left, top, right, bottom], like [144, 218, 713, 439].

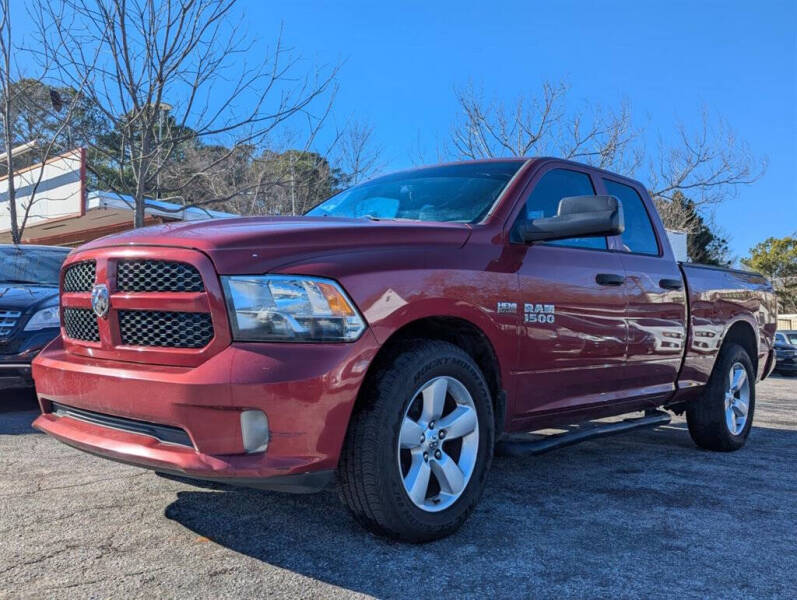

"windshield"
[306, 161, 523, 223]
[787, 333, 797, 345]
[0, 246, 70, 286]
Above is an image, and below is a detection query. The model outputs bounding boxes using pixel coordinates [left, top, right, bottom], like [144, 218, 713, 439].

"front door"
[512, 166, 628, 419]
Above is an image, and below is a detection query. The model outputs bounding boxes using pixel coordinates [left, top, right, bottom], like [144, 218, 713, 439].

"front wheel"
[686, 343, 755, 451]
[338, 340, 494, 542]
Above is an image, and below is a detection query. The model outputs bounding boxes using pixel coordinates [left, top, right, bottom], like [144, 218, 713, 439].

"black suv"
[774, 331, 797, 375]
[0, 244, 70, 391]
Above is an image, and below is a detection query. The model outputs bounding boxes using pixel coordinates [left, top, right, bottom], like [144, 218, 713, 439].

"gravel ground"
[1, 376, 796, 599]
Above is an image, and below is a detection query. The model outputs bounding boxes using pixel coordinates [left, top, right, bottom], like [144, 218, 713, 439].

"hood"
[76, 216, 472, 273]
[0, 284, 59, 313]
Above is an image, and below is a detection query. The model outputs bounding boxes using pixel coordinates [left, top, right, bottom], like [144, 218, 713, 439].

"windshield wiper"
[361, 215, 417, 222]
[0, 279, 51, 285]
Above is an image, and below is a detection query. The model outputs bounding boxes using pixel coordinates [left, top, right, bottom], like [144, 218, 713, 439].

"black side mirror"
[517, 195, 624, 243]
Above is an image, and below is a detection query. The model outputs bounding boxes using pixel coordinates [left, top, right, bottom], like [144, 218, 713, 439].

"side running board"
[495, 410, 672, 457]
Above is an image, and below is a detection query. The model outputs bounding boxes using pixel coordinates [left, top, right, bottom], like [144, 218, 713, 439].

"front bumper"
[32, 333, 380, 491]
[775, 355, 797, 373]
[0, 327, 59, 390]
[0, 362, 33, 391]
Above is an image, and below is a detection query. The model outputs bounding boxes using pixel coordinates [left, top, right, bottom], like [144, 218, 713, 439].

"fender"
[717, 314, 760, 354]
[271, 244, 520, 378]
[716, 315, 764, 377]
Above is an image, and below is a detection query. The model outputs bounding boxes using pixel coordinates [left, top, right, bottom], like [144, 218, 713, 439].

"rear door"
[600, 177, 688, 402]
[512, 165, 629, 419]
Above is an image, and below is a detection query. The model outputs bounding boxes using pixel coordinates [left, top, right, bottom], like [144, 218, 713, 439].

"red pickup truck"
[32, 158, 777, 542]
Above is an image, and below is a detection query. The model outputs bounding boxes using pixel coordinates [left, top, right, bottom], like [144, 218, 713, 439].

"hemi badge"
[497, 302, 517, 314]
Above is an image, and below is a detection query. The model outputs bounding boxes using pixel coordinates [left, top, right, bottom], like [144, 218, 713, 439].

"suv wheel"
[338, 340, 494, 542]
[686, 343, 755, 451]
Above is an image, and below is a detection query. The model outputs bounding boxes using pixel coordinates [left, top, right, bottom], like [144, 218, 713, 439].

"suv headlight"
[24, 307, 61, 331]
[221, 275, 366, 342]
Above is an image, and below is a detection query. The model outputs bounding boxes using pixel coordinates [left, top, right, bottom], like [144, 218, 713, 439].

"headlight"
[24, 307, 61, 331]
[221, 275, 366, 342]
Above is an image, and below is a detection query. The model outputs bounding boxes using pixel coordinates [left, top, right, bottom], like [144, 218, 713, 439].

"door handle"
[659, 278, 684, 290]
[596, 273, 625, 286]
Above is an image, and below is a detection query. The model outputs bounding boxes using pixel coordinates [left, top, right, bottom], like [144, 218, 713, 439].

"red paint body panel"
[32, 158, 777, 489]
[34, 333, 380, 478]
[675, 264, 777, 399]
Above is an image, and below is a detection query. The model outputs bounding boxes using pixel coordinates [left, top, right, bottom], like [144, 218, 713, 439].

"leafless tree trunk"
[37, 0, 338, 227]
[0, 0, 21, 244]
[0, 0, 89, 243]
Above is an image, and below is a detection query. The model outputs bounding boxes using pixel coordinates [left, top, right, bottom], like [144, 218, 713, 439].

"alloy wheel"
[725, 362, 750, 436]
[397, 376, 480, 512]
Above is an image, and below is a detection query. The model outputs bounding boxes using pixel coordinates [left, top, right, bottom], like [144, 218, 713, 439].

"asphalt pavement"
[1, 377, 795, 599]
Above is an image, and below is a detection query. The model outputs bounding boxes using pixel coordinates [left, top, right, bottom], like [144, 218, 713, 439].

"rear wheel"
[338, 340, 494, 542]
[686, 343, 755, 451]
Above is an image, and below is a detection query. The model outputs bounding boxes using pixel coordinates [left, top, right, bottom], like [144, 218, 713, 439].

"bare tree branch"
[446, 82, 764, 227]
[648, 109, 766, 207]
[0, 0, 95, 243]
[334, 118, 384, 185]
[35, 0, 339, 227]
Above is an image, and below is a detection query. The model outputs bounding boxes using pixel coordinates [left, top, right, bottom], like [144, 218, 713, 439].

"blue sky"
[257, 0, 796, 259]
[9, 0, 796, 258]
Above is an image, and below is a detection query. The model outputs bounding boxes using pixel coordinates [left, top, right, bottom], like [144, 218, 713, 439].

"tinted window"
[307, 161, 522, 223]
[604, 179, 659, 255]
[517, 168, 605, 250]
[0, 246, 69, 286]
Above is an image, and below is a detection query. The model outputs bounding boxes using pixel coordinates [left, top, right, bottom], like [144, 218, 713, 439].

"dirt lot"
[1, 376, 795, 599]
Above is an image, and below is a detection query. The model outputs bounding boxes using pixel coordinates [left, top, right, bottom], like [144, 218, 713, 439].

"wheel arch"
[719, 319, 759, 374]
[356, 315, 507, 435]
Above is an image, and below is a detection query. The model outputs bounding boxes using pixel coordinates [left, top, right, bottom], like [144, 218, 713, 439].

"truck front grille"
[63, 261, 96, 292]
[0, 309, 22, 339]
[116, 260, 204, 293]
[119, 310, 213, 348]
[60, 250, 221, 362]
[63, 308, 100, 342]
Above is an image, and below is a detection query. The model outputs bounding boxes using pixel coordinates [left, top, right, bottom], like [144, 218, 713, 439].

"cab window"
[604, 179, 659, 255]
[516, 168, 606, 250]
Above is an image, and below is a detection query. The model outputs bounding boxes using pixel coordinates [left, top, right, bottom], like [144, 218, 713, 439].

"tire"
[338, 340, 494, 542]
[686, 343, 755, 452]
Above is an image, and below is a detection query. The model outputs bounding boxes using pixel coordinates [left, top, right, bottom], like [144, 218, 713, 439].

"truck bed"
[676, 262, 777, 398]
